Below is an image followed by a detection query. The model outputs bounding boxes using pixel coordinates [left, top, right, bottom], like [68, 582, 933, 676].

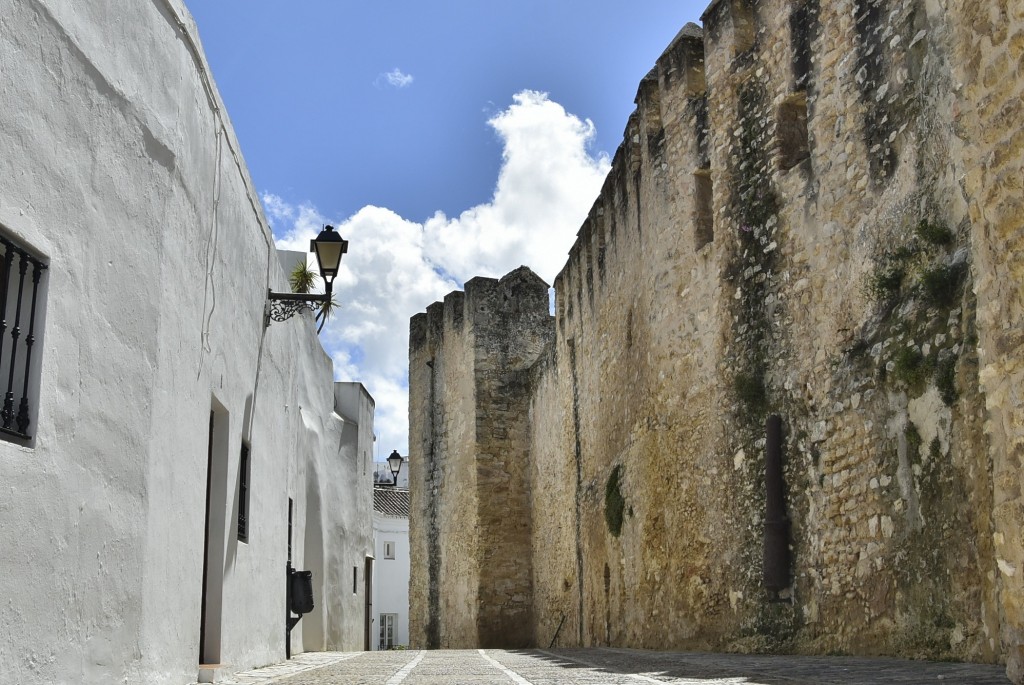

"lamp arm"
[267, 291, 330, 303]
[265, 289, 330, 327]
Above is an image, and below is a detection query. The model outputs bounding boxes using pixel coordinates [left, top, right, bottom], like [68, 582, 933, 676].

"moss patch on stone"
[935, 355, 958, 405]
[920, 262, 966, 308]
[915, 219, 954, 246]
[605, 465, 626, 538]
[863, 246, 917, 302]
[905, 422, 923, 462]
[892, 347, 931, 393]
[735, 373, 768, 415]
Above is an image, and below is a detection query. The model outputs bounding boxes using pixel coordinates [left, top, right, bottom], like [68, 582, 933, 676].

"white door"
[378, 613, 396, 650]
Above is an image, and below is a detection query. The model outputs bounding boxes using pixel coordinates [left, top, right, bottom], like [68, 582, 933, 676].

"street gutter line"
[385, 650, 426, 685]
[479, 650, 534, 685]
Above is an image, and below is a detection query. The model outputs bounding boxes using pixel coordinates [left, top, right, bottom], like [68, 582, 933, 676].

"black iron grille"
[0, 236, 47, 440]
[238, 443, 250, 542]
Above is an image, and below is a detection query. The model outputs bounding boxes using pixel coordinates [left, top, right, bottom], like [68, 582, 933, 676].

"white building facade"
[371, 487, 410, 650]
[0, 2, 374, 683]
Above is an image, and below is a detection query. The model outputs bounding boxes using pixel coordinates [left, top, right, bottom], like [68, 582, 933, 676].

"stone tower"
[408, 267, 553, 648]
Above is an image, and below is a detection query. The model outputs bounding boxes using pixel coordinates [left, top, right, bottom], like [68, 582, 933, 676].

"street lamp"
[387, 450, 404, 487]
[266, 225, 349, 325]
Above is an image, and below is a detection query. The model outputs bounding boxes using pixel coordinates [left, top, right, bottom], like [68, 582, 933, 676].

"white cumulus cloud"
[380, 68, 414, 88]
[265, 90, 610, 456]
[423, 90, 610, 280]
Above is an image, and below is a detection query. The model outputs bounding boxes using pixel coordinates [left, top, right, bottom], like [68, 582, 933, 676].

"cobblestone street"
[212, 648, 1011, 684]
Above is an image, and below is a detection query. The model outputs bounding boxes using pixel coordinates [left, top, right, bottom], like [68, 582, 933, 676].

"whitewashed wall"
[372, 509, 411, 649]
[0, 1, 373, 683]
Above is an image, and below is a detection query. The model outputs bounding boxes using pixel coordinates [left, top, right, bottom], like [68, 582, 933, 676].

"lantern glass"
[310, 225, 348, 284]
[387, 450, 404, 481]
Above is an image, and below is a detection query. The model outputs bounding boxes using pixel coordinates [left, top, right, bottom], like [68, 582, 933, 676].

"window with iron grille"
[0, 234, 47, 443]
[237, 442, 250, 542]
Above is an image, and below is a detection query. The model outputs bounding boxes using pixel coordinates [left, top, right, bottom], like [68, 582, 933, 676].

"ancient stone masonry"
[409, 1, 1024, 682]
[409, 269, 553, 649]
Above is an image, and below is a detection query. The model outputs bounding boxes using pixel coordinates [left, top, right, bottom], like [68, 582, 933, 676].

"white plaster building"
[0, 2, 374, 683]
[371, 487, 411, 649]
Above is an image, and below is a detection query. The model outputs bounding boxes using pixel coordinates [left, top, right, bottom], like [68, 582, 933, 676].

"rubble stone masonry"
[409, 1, 1024, 681]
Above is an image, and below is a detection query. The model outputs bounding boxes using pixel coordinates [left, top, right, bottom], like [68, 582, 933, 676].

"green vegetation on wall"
[915, 219, 954, 246]
[856, 215, 968, 404]
[727, 79, 781, 423]
[604, 465, 626, 538]
[735, 373, 768, 415]
[920, 263, 967, 308]
[863, 246, 915, 302]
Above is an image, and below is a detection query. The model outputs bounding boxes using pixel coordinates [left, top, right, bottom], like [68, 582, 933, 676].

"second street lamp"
[387, 450, 404, 487]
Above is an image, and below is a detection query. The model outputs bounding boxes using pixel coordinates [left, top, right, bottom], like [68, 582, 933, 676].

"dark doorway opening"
[364, 557, 373, 650]
[200, 403, 229, 666]
[286, 497, 294, 659]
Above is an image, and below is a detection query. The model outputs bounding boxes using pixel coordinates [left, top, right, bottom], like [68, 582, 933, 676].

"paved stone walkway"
[208, 648, 1011, 684]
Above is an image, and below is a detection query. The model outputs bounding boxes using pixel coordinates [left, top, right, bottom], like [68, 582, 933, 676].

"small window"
[694, 95, 710, 170]
[790, 1, 815, 90]
[694, 170, 714, 249]
[353, 566, 358, 594]
[383, 541, 395, 559]
[778, 94, 810, 171]
[0, 233, 48, 444]
[731, 0, 756, 55]
[683, 39, 706, 97]
[237, 443, 250, 543]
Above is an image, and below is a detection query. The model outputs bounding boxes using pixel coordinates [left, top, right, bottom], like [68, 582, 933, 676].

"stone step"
[198, 663, 228, 683]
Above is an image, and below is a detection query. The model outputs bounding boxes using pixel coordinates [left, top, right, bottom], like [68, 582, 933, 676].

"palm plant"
[289, 260, 319, 294]
[289, 260, 338, 333]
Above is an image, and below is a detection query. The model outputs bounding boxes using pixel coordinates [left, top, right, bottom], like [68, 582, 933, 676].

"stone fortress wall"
[409, 0, 1024, 681]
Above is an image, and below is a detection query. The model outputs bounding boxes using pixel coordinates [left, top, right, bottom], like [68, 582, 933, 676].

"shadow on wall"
[302, 439, 325, 650]
[325, 416, 361, 649]
[224, 394, 255, 578]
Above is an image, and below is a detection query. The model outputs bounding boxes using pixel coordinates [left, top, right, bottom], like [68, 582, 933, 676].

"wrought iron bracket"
[265, 289, 327, 327]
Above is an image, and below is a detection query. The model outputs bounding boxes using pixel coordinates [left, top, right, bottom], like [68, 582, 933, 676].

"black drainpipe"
[763, 414, 790, 594]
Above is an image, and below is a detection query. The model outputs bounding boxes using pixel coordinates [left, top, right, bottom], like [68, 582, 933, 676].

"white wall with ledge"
[0, 1, 373, 683]
[372, 489, 411, 650]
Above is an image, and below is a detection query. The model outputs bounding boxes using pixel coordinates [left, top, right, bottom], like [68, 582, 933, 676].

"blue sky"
[183, 1, 707, 457]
